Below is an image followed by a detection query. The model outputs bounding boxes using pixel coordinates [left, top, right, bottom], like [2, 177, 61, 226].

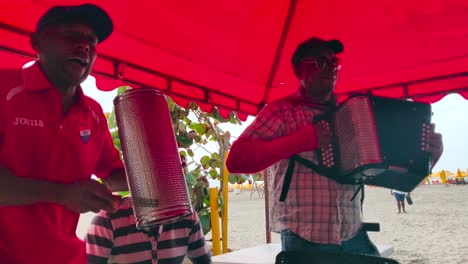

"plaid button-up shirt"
[240, 96, 362, 245]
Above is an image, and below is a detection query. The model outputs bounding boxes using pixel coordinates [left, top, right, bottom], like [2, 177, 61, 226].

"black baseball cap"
[292, 37, 344, 66]
[36, 4, 113, 43]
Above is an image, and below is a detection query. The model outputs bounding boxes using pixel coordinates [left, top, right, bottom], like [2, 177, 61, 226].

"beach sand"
[77, 185, 468, 263]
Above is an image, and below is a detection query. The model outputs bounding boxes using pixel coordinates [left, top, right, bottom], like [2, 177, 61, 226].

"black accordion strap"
[280, 155, 364, 204]
[280, 155, 332, 202]
[351, 183, 365, 208]
[279, 158, 296, 202]
[291, 155, 325, 174]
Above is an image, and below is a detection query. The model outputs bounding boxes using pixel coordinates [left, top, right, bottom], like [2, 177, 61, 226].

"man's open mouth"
[69, 58, 88, 67]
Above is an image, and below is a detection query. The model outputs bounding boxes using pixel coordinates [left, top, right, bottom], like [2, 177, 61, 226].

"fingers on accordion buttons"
[421, 123, 431, 151]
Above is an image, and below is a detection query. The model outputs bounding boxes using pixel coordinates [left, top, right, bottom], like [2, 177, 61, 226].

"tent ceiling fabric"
[1, 0, 467, 118]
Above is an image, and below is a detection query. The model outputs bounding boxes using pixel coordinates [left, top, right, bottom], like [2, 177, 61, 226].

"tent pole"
[263, 0, 298, 102]
[263, 170, 271, 243]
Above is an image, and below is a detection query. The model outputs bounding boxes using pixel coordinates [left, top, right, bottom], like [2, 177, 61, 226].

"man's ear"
[293, 64, 303, 79]
[30, 32, 41, 52]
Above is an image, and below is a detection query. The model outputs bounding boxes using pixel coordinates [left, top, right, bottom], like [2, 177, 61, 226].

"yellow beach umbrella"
[424, 176, 430, 184]
[440, 170, 447, 184]
[426, 172, 436, 184]
[445, 170, 454, 177]
[456, 169, 464, 180]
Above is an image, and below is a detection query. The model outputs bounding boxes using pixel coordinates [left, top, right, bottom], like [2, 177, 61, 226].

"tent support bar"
[92, 69, 256, 114]
[1, 21, 467, 114]
[409, 87, 468, 99]
[0, 23, 32, 36]
[0, 50, 258, 115]
[263, 0, 298, 102]
[263, 170, 271, 244]
[0, 45, 35, 59]
[0, 23, 260, 114]
[339, 72, 468, 98]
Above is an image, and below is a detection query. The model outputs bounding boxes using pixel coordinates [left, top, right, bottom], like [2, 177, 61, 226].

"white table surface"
[212, 243, 394, 264]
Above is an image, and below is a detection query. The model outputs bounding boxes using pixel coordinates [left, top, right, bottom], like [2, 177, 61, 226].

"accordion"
[314, 95, 432, 192]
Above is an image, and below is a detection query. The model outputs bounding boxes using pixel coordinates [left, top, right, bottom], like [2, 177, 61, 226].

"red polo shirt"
[0, 62, 124, 264]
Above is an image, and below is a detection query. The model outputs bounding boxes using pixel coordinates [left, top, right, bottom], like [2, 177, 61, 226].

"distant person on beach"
[390, 190, 409, 213]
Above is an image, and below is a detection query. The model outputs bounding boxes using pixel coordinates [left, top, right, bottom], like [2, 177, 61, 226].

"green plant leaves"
[187, 149, 194, 157]
[228, 173, 250, 184]
[200, 156, 211, 168]
[208, 169, 218, 179]
[199, 212, 211, 235]
[189, 123, 206, 134]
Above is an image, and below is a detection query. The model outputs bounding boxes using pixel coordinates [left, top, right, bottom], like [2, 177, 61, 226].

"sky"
[82, 76, 468, 174]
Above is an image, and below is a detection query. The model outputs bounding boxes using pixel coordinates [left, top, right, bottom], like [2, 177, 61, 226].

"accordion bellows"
[114, 88, 192, 228]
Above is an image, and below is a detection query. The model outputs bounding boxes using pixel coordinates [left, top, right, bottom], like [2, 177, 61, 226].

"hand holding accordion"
[425, 124, 443, 167]
[313, 95, 434, 192]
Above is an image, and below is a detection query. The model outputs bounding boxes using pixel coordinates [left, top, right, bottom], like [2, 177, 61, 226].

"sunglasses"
[301, 57, 342, 71]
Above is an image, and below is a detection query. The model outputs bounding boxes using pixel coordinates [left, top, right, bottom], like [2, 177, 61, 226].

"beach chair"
[275, 250, 400, 264]
[250, 180, 265, 199]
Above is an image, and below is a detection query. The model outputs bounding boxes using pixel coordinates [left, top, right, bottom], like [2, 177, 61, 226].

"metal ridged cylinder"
[114, 88, 192, 228]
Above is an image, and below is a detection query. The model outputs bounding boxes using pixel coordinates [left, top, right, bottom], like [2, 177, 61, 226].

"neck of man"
[51, 78, 77, 97]
[39, 61, 78, 97]
[49, 77, 78, 114]
[46, 74, 78, 114]
[299, 87, 331, 104]
[38, 61, 79, 114]
[303, 94, 330, 103]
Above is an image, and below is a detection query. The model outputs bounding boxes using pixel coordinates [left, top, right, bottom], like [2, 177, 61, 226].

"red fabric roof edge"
[1, 0, 467, 118]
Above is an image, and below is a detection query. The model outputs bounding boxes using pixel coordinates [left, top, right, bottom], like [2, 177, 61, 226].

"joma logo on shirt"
[12, 117, 45, 127]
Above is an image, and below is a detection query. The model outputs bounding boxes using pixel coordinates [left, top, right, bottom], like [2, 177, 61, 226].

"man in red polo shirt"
[0, 4, 128, 264]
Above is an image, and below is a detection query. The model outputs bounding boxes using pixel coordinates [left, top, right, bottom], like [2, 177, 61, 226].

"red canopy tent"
[1, 0, 467, 120]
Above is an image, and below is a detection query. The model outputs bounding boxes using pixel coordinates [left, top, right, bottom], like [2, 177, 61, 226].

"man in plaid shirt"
[227, 37, 443, 254]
